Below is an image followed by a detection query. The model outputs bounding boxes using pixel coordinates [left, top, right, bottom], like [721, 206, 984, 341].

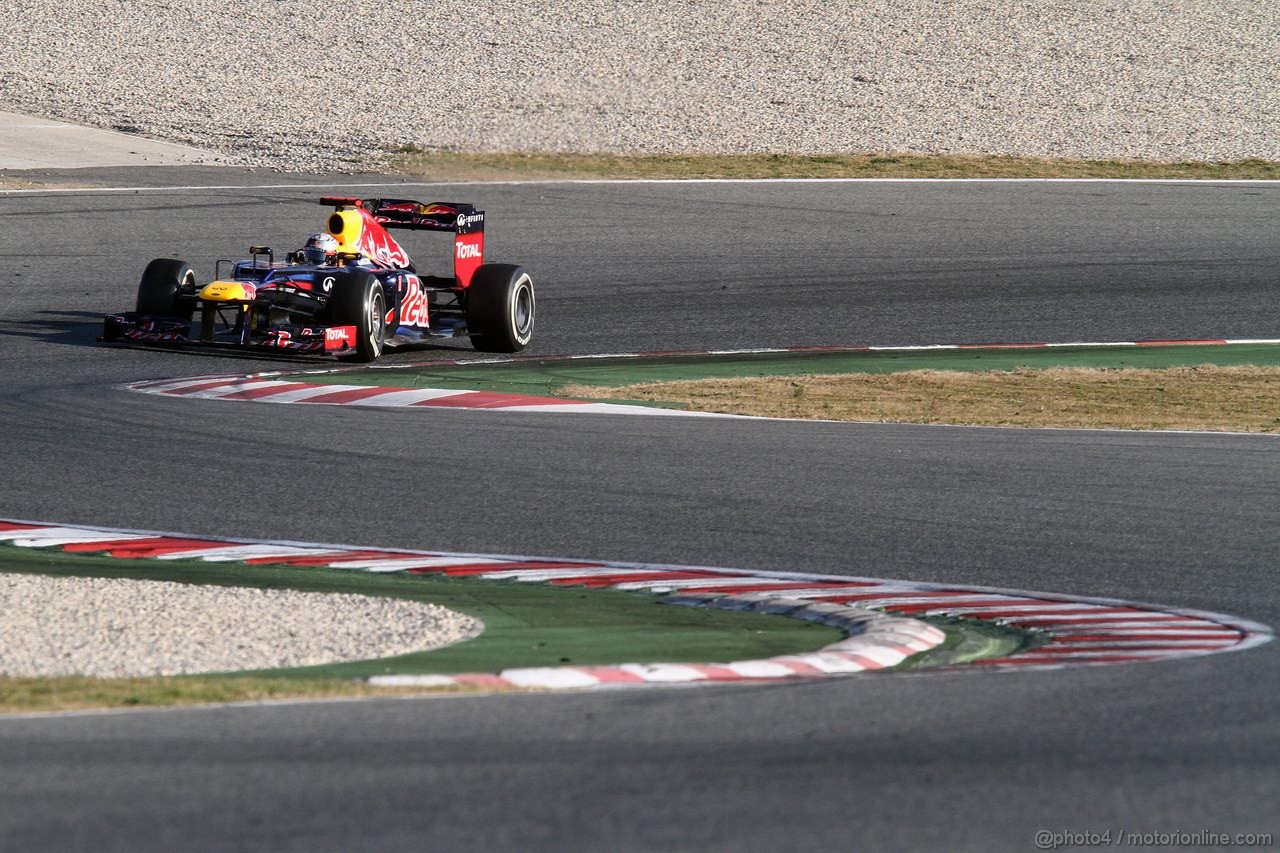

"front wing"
[102, 311, 358, 355]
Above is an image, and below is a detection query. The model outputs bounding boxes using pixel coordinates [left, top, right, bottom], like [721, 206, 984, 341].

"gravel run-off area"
[2, 1, 1277, 171]
[0, 574, 480, 678]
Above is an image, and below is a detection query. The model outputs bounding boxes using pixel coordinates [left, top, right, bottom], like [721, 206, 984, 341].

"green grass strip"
[305, 343, 1280, 402]
[0, 544, 839, 678]
[0, 542, 1039, 711]
[899, 615, 1045, 669]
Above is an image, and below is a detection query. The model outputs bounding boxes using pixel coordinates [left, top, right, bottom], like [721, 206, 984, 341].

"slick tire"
[137, 258, 196, 321]
[466, 264, 534, 353]
[324, 268, 387, 362]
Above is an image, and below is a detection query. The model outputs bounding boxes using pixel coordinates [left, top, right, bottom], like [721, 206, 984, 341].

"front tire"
[137, 258, 196, 321]
[324, 269, 387, 362]
[466, 264, 534, 353]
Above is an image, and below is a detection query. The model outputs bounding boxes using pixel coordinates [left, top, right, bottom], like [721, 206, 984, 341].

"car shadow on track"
[0, 311, 108, 350]
[1, 311, 339, 363]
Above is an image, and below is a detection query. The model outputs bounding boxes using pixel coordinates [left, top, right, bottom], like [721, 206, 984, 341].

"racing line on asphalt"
[4, 176, 1279, 849]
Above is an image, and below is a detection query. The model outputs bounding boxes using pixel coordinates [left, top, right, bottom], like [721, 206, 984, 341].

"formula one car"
[102, 196, 534, 361]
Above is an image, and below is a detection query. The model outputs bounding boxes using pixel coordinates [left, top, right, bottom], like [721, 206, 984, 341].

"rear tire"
[324, 269, 387, 362]
[137, 258, 196, 321]
[466, 264, 534, 353]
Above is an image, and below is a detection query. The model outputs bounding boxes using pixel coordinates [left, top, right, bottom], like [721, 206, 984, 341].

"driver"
[299, 233, 339, 265]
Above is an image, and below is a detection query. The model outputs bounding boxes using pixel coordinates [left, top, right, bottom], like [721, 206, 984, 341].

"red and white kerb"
[0, 519, 1268, 691]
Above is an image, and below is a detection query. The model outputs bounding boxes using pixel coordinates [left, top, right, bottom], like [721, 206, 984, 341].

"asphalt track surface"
[1, 174, 1278, 851]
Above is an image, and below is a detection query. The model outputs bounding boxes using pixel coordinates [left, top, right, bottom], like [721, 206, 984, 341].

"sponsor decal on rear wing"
[320, 197, 484, 235]
[323, 197, 486, 288]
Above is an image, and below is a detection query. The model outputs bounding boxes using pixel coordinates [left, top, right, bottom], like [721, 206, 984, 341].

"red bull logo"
[332, 206, 412, 269]
[397, 284, 431, 328]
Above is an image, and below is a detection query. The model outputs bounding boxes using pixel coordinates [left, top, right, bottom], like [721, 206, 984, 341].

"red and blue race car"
[103, 196, 535, 361]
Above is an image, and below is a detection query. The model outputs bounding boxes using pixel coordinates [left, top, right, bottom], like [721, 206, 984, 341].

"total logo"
[456, 242, 483, 260]
[325, 326, 355, 344]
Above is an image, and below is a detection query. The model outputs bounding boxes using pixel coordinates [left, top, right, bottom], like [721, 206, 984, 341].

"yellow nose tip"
[198, 281, 251, 301]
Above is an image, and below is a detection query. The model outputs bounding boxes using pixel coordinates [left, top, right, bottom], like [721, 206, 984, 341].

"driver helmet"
[302, 233, 339, 264]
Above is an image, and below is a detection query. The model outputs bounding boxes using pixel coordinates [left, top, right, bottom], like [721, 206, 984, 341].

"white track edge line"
[4, 177, 1279, 195]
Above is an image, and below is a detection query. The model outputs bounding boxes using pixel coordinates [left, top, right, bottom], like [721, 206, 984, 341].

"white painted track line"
[4, 177, 1279, 195]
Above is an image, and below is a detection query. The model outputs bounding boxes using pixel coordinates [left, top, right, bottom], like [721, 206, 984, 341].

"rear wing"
[320, 197, 485, 286]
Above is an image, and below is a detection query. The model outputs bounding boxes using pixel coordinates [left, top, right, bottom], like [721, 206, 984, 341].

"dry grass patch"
[390, 150, 1280, 181]
[0, 177, 48, 190]
[0, 675, 503, 714]
[563, 366, 1280, 432]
